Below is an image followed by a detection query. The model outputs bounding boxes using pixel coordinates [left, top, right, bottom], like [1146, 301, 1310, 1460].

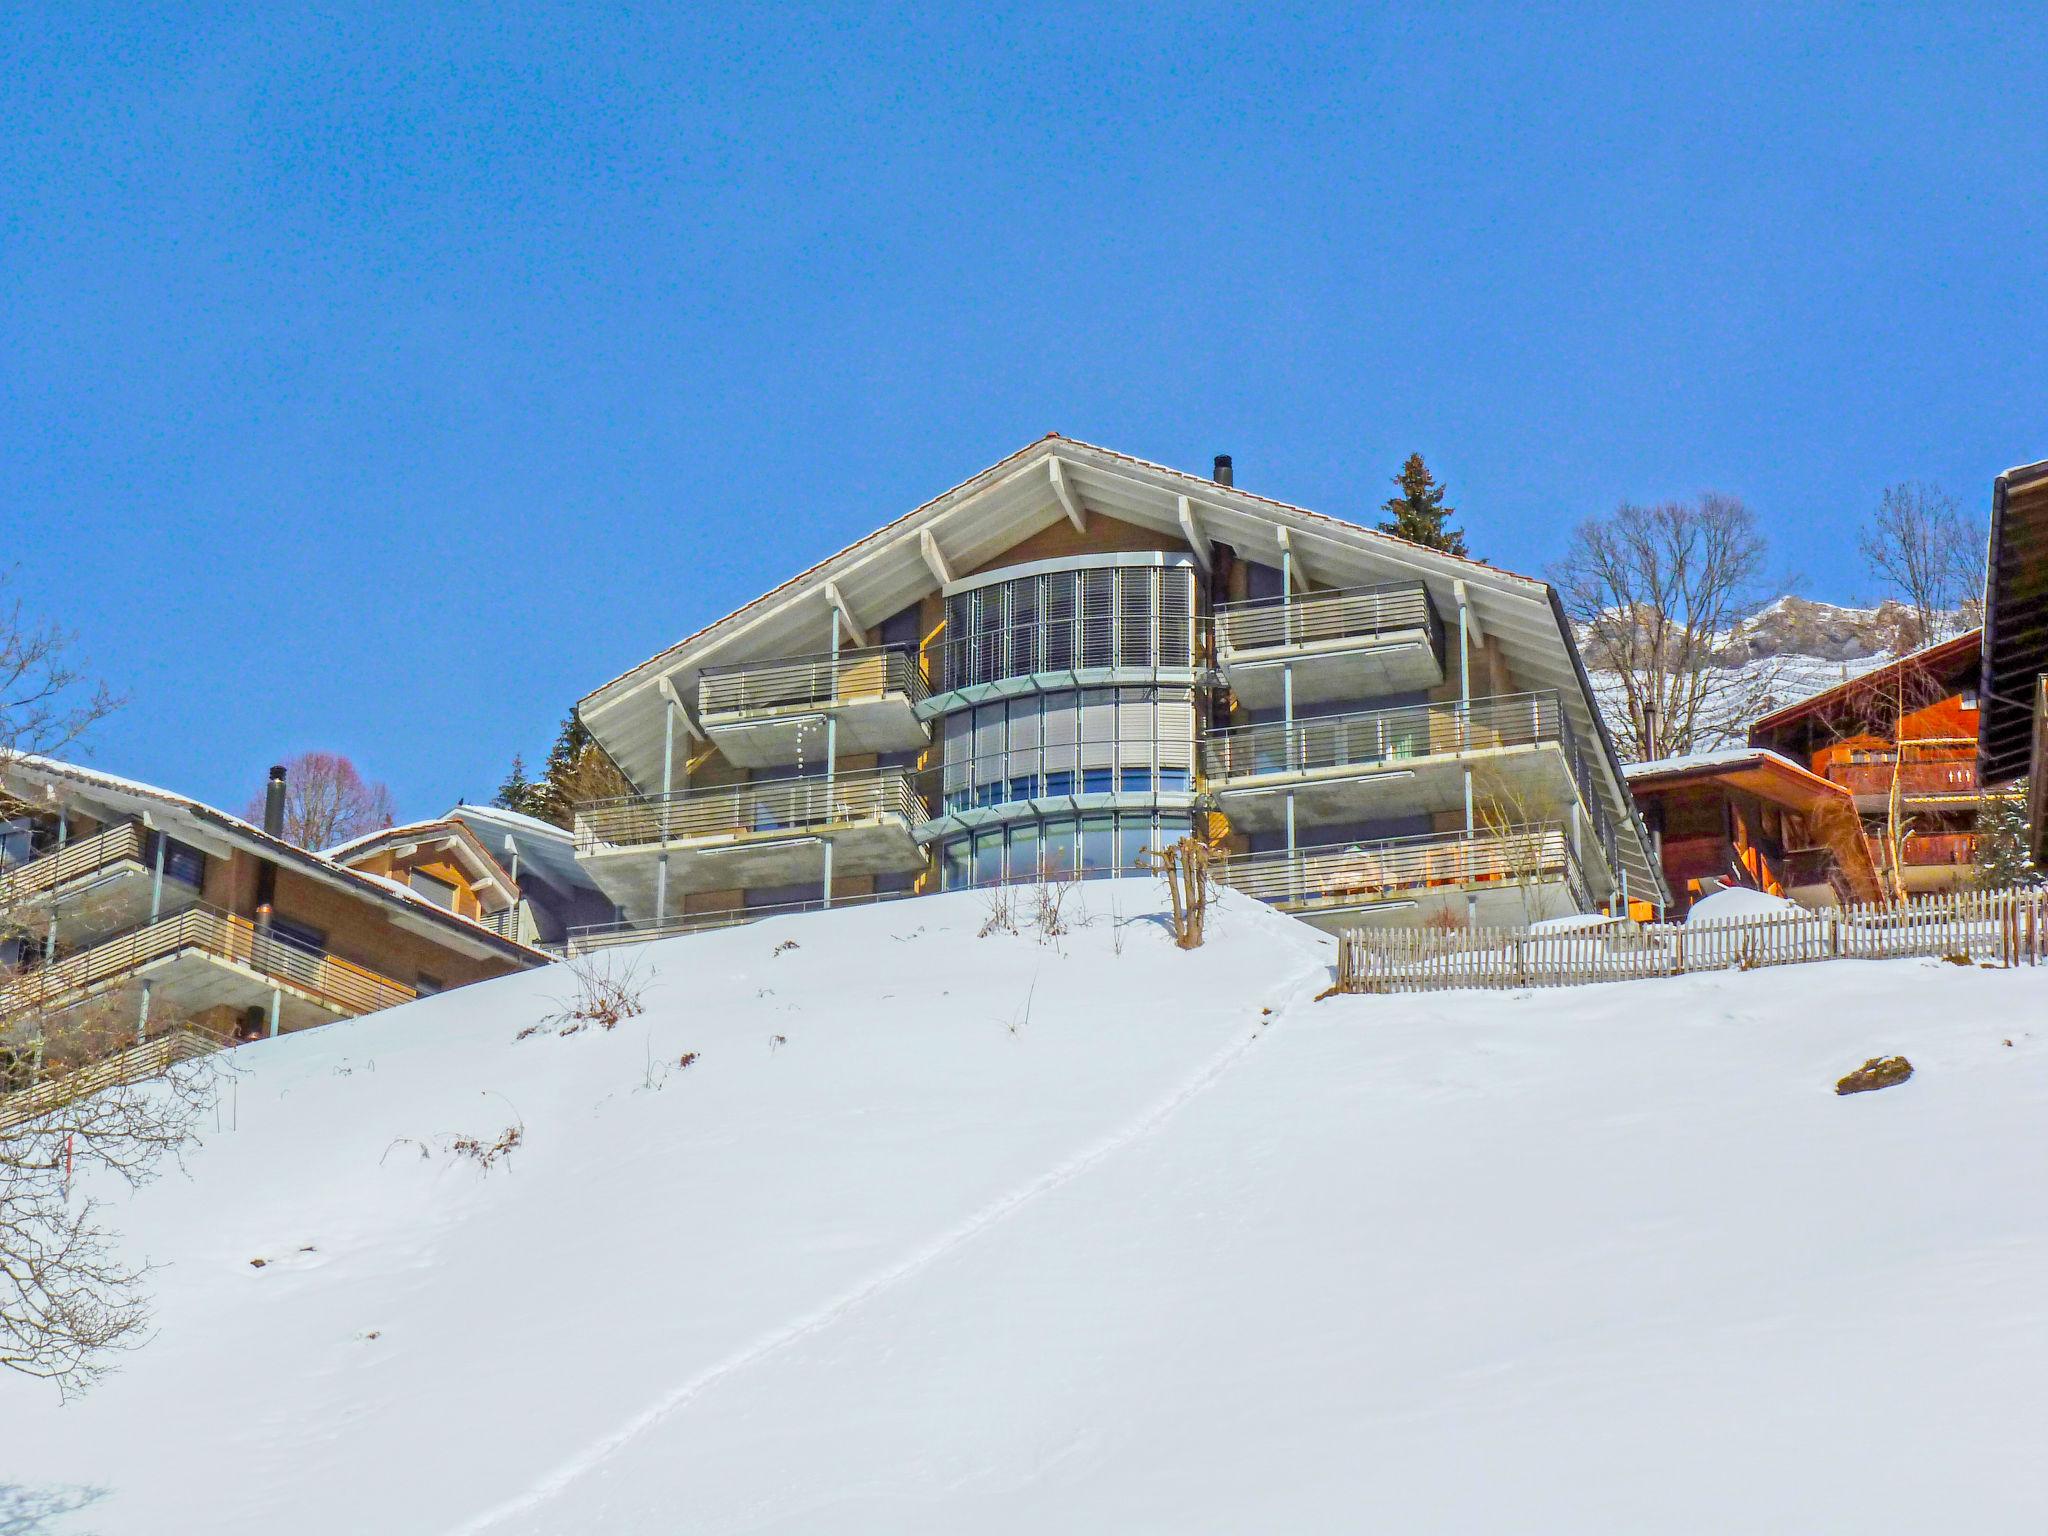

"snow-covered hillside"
[1583, 595, 1946, 751]
[9, 884, 2048, 1534]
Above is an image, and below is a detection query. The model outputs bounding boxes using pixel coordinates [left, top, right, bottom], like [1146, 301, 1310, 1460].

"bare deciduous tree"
[1858, 482, 1982, 648]
[0, 585, 218, 1397]
[0, 999, 217, 1397]
[1551, 495, 1780, 760]
[0, 573, 119, 767]
[245, 751, 396, 849]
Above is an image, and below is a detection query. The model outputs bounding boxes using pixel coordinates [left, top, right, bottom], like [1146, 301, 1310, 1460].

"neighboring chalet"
[1979, 456, 2048, 865]
[328, 806, 624, 953]
[1625, 748, 1881, 917]
[326, 817, 526, 936]
[1750, 630, 1998, 895]
[446, 803, 624, 949]
[568, 436, 1663, 943]
[0, 758, 546, 1078]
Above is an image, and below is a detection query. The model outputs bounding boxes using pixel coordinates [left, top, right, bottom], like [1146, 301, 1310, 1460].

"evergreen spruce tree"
[1378, 453, 1468, 557]
[1972, 785, 2041, 890]
[492, 753, 539, 816]
[533, 712, 593, 829]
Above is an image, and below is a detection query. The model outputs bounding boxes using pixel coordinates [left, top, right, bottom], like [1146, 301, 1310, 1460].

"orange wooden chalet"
[1624, 748, 1881, 917]
[1749, 630, 1998, 896]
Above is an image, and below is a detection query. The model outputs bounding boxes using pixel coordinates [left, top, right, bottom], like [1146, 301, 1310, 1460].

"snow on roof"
[321, 819, 466, 860]
[444, 802, 575, 843]
[1621, 747, 1807, 779]
[2, 756, 542, 961]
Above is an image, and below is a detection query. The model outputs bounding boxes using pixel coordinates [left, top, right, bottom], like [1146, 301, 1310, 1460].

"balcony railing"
[574, 768, 930, 854]
[1204, 691, 1569, 782]
[698, 645, 927, 719]
[1896, 831, 1977, 868]
[934, 616, 1197, 695]
[0, 1026, 225, 1131]
[1828, 760, 1980, 798]
[1214, 580, 1439, 658]
[1216, 823, 1588, 911]
[0, 904, 416, 1023]
[0, 821, 148, 908]
[565, 888, 921, 953]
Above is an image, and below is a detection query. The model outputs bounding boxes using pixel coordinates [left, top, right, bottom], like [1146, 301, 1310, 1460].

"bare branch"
[1858, 482, 1981, 647]
[1551, 495, 1776, 759]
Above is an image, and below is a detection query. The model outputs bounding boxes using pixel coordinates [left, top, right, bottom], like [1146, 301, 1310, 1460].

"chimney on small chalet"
[1213, 454, 1233, 487]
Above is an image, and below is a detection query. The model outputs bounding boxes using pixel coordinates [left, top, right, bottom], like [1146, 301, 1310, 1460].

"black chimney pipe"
[1213, 454, 1233, 487]
[263, 765, 287, 838]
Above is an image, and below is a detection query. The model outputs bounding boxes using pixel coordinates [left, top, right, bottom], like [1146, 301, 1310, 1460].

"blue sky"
[6, 5, 2044, 817]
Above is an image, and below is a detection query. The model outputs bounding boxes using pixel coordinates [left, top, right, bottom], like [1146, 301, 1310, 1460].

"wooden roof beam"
[1177, 495, 1212, 571]
[1049, 457, 1086, 532]
[1275, 526, 1308, 591]
[919, 528, 954, 588]
[656, 675, 706, 741]
[824, 580, 863, 644]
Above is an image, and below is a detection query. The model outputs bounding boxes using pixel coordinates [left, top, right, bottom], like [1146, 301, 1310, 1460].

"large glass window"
[941, 686, 1196, 814]
[937, 812, 1194, 890]
[943, 563, 1195, 691]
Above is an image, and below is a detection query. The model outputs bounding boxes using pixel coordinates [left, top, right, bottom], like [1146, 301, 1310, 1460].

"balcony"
[1204, 691, 1595, 838]
[574, 768, 930, 907]
[0, 904, 417, 1037]
[0, 821, 201, 946]
[698, 646, 929, 768]
[1827, 758, 1980, 804]
[1214, 581, 1443, 708]
[564, 888, 921, 954]
[1215, 824, 1590, 933]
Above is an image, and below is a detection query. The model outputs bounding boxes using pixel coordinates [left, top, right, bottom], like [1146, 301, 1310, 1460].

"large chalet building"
[1750, 630, 1999, 896]
[567, 436, 1662, 944]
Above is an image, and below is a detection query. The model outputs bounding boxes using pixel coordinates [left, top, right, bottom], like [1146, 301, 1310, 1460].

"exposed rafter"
[824, 580, 862, 643]
[1176, 495, 1212, 571]
[1049, 456, 1086, 532]
[1452, 579, 1487, 646]
[919, 527, 954, 587]
[1275, 526, 1308, 592]
[656, 675, 705, 740]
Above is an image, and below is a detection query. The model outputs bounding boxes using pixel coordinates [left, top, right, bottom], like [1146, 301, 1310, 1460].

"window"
[416, 974, 445, 996]
[1080, 816, 1114, 875]
[161, 837, 206, 889]
[941, 686, 1196, 814]
[268, 916, 325, 955]
[1960, 688, 1979, 711]
[409, 870, 459, 910]
[943, 561, 1197, 689]
[938, 811, 1184, 890]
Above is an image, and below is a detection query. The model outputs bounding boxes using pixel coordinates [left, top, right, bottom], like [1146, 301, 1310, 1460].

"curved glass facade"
[939, 685, 1196, 813]
[933, 555, 1200, 889]
[940, 560, 1196, 691]
[939, 810, 1195, 889]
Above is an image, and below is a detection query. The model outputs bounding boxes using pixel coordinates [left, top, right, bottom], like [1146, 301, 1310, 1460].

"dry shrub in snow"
[531, 952, 647, 1037]
[978, 888, 1018, 938]
[449, 1124, 524, 1170]
[383, 1121, 525, 1174]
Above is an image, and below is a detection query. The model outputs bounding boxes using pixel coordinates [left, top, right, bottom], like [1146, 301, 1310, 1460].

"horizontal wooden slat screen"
[1335, 887, 2048, 994]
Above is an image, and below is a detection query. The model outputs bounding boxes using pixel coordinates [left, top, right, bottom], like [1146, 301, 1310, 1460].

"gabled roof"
[1750, 628, 1982, 745]
[1623, 748, 1881, 902]
[2, 756, 547, 966]
[324, 817, 520, 907]
[573, 434, 1666, 898]
[1625, 747, 1854, 806]
[1981, 458, 2048, 785]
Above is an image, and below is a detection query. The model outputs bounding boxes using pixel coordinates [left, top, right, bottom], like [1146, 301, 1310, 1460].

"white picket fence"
[1336, 887, 2048, 995]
